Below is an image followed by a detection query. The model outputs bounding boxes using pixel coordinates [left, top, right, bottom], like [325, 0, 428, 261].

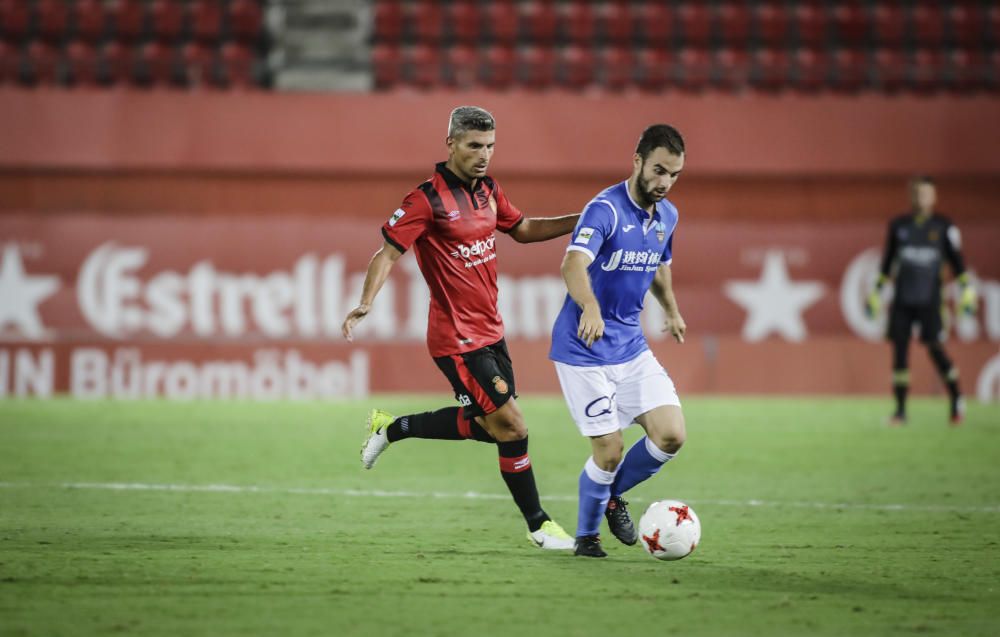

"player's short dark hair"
[910, 175, 935, 187]
[635, 124, 685, 159]
[448, 106, 495, 139]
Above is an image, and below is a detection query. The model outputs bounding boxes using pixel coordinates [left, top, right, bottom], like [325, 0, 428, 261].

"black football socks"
[385, 407, 493, 442]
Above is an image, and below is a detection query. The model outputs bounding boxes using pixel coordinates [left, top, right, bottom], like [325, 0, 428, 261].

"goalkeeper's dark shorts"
[433, 338, 518, 420]
[887, 303, 943, 344]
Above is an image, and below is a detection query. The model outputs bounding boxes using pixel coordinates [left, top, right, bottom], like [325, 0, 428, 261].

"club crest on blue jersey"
[656, 221, 666, 243]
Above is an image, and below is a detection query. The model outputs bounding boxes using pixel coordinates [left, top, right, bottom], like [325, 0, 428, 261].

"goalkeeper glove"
[957, 274, 978, 316]
[865, 275, 887, 318]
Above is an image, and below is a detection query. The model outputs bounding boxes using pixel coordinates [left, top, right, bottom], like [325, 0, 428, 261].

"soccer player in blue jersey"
[549, 124, 688, 558]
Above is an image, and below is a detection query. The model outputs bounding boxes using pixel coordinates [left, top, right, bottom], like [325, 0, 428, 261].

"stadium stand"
[0, 1, 995, 94]
[368, 0, 999, 95]
[0, 0, 270, 89]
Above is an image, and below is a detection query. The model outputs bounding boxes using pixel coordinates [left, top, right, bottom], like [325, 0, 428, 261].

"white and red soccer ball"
[638, 500, 701, 561]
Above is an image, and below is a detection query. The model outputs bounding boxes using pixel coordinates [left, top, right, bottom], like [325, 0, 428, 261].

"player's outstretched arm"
[650, 264, 686, 344]
[561, 250, 604, 347]
[508, 213, 581, 243]
[341, 241, 403, 341]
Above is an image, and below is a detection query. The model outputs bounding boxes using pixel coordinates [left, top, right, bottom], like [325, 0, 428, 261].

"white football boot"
[361, 408, 394, 469]
[527, 519, 575, 550]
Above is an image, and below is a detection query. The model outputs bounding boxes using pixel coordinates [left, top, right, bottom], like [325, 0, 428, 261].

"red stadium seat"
[793, 1, 826, 48]
[189, 0, 224, 44]
[0, 0, 30, 43]
[712, 47, 750, 92]
[371, 43, 401, 89]
[0, 41, 20, 84]
[830, 48, 866, 93]
[599, 1, 633, 45]
[753, 1, 788, 48]
[675, 47, 710, 91]
[987, 50, 1000, 92]
[872, 48, 905, 93]
[870, 2, 904, 48]
[636, 47, 670, 91]
[26, 40, 59, 85]
[989, 6, 1000, 48]
[405, 43, 439, 89]
[947, 48, 984, 94]
[373, 0, 403, 43]
[714, 1, 750, 48]
[447, 1, 479, 46]
[516, 44, 554, 89]
[221, 42, 256, 89]
[519, 1, 558, 45]
[946, 2, 984, 48]
[560, 1, 596, 47]
[109, 0, 144, 42]
[100, 41, 136, 85]
[598, 45, 633, 91]
[830, 1, 867, 46]
[150, 0, 184, 43]
[909, 48, 944, 94]
[753, 47, 791, 91]
[182, 42, 218, 88]
[557, 44, 594, 90]
[677, 3, 710, 48]
[791, 47, 825, 92]
[37, 0, 70, 43]
[412, 0, 444, 44]
[485, 1, 517, 45]
[637, 3, 672, 48]
[74, 0, 107, 43]
[480, 44, 514, 89]
[909, 4, 944, 48]
[140, 41, 177, 87]
[443, 44, 475, 89]
[229, 0, 263, 44]
[66, 41, 99, 87]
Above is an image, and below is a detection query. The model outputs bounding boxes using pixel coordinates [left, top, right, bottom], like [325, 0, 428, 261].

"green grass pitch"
[1, 396, 999, 636]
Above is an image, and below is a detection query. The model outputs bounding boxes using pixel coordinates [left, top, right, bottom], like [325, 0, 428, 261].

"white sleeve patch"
[388, 208, 405, 226]
[947, 225, 961, 249]
[574, 227, 595, 244]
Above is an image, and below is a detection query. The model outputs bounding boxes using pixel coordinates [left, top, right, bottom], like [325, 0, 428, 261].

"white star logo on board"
[0, 244, 60, 339]
[724, 250, 825, 342]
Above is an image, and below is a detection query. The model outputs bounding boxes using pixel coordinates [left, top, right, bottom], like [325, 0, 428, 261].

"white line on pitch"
[0, 481, 998, 514]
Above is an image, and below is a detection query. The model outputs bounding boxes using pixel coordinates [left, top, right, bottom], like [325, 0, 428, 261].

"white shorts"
[554, 349, 681, 437]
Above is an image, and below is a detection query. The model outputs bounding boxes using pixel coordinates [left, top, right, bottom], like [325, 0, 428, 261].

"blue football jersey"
[549, 181, 679, 366]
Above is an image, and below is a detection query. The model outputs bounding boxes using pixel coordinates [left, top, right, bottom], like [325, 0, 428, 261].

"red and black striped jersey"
[382, 162, 524, 357]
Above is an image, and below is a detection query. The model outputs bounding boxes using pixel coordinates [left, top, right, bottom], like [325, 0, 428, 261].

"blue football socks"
[610, 436, 675, 497]
[577, 457, 617, 537]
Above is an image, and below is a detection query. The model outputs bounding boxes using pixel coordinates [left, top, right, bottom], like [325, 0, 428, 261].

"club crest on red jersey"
[493, 375, 509, 394]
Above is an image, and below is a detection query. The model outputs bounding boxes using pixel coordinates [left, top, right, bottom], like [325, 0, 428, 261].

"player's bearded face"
[635, 148, 684, 207]
[447, 130, 496, 182]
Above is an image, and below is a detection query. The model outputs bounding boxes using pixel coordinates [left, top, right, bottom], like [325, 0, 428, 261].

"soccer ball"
[638, 499, 701, 561]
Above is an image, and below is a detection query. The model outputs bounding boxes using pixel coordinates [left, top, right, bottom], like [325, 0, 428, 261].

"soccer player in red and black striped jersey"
[342, 106, 580, 549]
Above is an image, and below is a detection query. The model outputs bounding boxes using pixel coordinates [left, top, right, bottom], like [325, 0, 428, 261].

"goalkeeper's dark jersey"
[879, 212, 966, 307]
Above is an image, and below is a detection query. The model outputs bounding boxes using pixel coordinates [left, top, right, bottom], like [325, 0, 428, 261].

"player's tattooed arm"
[341, 241, 403, 341]
[508, 213, 581, 243]
[650, 263, 686, 344]
[561, 250, 604, 347]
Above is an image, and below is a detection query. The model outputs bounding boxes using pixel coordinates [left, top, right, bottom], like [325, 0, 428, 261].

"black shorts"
[887, 303, 943, 344]
[433, 338, 518, 419]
